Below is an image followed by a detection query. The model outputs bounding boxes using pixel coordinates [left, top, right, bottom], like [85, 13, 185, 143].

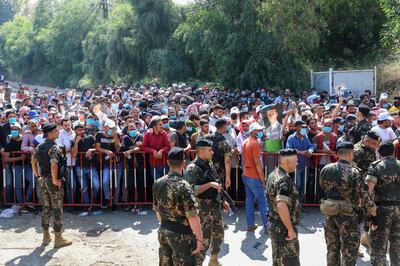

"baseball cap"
[249, 122, 264, 133]
[377, 112, 394, 121]
[104, 119, 116, 128]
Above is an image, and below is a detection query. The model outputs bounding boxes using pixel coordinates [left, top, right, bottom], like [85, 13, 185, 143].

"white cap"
[11, 122, 21, 129]
[249, 122, 264, 133]
[104, 119, 116, 128]
[73, 120, 84, 129]
[230, 107, 240, 113]
[377, 112, 394, 121]
[380, 93, 388, 100]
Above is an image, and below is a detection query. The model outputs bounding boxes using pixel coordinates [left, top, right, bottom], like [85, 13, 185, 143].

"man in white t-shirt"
[371, 113, 396, 142]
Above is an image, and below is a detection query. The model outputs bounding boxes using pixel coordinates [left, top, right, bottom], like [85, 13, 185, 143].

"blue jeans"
[242, 176, 268, 228]
[102, 162, 123, 203]
[76, 166, 100, 204]
[150, 165, 168, 180]
[6, 164, 33, 203]
[295, 167, 306, 203]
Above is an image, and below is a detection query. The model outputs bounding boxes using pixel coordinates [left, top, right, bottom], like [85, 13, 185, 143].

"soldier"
[353, 131, 380, 249]
[153, 147, 203, 266]
[205, 118, 232, 189]
[366, 141, 400, 266]
[266, 148, 301, 266]
[320, 142, 376, 266]
[185, 139, 230, 266]
[31, 123, 72, 248]
[349, 105, 371, 144]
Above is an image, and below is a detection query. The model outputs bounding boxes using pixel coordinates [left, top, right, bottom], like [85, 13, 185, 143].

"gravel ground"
[0, 207, 377, 266]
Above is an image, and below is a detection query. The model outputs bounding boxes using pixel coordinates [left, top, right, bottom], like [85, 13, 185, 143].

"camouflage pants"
[324, 215, 360, 266]
[370, 206, 400, 266]
[41, 178, 64, 232]
[270, 225, 300, 266]
[158, 228, 196, 266]
[197, 199, 224, 266]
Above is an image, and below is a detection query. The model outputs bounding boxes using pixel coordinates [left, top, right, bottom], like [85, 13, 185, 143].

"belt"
[161, 220, 192, 235]
[376, 201, 400, 206]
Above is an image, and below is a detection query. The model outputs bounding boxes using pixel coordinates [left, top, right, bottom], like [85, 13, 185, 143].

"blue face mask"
[338, 125, 345, 131]
[300, 128, 308, 136]
[94, 120, 100, 127]
[9, 117, 16, 124]
[10, 130, 19, 138]
[242, 107, 248, 112]
[129, 130, 138, 138]
[187, 127, 193, 132]
[162, 123, 170, 129]
[179, 117, 186, 122]
[227, 125, 232, 132]
[87, 118, 94, 125]
[34, 117, 40, 123]
[244, 130, 250, 136]
[107, 129, 113, 136]
[323, 127, 332, 133]
[257, 131, 263, 139]
[383, 103, 389, 109]
[260, 93, 267, 98]
[170, 115, 176, 120]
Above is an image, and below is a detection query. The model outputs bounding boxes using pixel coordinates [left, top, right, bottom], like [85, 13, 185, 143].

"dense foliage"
[0, 0, 398, 90]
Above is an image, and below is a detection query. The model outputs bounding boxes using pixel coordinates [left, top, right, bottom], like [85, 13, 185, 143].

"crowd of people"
[0, 81, 399, 213]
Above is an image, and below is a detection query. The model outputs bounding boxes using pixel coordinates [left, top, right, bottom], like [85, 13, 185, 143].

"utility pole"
[101, 0, 109, 20]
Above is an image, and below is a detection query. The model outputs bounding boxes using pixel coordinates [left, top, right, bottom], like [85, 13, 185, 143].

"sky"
[172, 0, 193, 5]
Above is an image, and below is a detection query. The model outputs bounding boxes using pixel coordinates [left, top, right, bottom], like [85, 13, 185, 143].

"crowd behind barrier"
[3, 147, 399, 209]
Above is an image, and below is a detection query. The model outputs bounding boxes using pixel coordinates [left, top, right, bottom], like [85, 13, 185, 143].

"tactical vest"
[191, 159, 219, 200]
[209, 133, 226, 172]
[37, 139, 56, 178]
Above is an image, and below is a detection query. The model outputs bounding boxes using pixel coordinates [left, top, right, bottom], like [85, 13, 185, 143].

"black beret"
[215, 118, 227, 129]
[358, 105, 370, 116]
[294, 120, 305, 126]
[336, 141, 354, 152]
[168, 147, 185, 161]
[196, 139, 213, 148]
[366, 131, 380, 141]
[42, 123, 57, 134]
[278, 148, 297, 157]
[378, 140, 394, 155]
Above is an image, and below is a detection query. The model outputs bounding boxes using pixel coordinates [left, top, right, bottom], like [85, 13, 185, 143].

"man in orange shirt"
[242, 122, 269, 232]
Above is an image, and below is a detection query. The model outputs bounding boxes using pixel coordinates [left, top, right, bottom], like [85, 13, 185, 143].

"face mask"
[34, 117, 40, 124]
[111, 103, 119, 110]
[338, 125, 345, 131]
[244, 130, 250, 136]
[372, 120, 378, 127]
[87, 118, 94, 125]
[260, 93, 267, 98]
[107, 129, 113, 136]
[170, 115, 176, 120]
[179, 117, 186, 121]
[9, 117, 16, 124]
[242, 107, 248, 112]
[323, 127, 332, 133]
[383, 103, 389, 109]
[187, 127, 193, 132]
[162, 123, 170, 129]
[94, 120, 100, 127]
[257, 131, 263, 139]
[300, 128, 308, 136]
[10, 130, 19, 138]
[129, 130, 138, 138]
[227, 125, 232, 132]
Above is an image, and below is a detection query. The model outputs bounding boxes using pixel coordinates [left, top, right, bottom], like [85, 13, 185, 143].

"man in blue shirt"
[286, 120, 315, 202]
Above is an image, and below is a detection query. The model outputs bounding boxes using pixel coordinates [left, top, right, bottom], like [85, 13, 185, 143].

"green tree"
[380, 0, 400, 54]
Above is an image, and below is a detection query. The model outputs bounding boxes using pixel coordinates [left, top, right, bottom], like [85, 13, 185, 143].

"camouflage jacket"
[353, 142, 376, 177]
[153, 172, 198, 227]
[205, 132, 232, 178]
[366, 157, 400, 202]
[349, 119, 371, 144]
[320, 160, 376, 213]
[266, 167, 300, 227]
[185, 158, 219, 200]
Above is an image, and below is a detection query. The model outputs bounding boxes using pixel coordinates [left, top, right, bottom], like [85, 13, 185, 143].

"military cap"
[42, 123, 57, 134]
[168, 147, 185, 161]
[366, 131, 380, 141]
[196, 139, 213, 148]
[278, 148, 297, 157]
[377, 140, 394, 155]
[336, 141, 354, 152]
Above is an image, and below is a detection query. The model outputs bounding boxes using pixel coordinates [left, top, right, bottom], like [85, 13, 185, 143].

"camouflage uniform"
[153, 172, 198, 266]
[320, 160, 376, 266]
[32, 139, 65, 232]
[205, 132, 232, 180]
[266, 167, 300, 266]
[367, 157, 400, 266]
[349, 119, 371, 144]
[185, 158, 224, 266]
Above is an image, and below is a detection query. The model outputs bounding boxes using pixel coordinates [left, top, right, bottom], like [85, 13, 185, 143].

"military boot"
[54, 232, 72, 248]
[42, 230, 51, 246]
[208, 255, 222, 266]
[361, 232, 371, 249]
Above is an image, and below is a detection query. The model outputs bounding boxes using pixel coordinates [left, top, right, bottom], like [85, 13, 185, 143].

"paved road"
[0, 207, 378, 265]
